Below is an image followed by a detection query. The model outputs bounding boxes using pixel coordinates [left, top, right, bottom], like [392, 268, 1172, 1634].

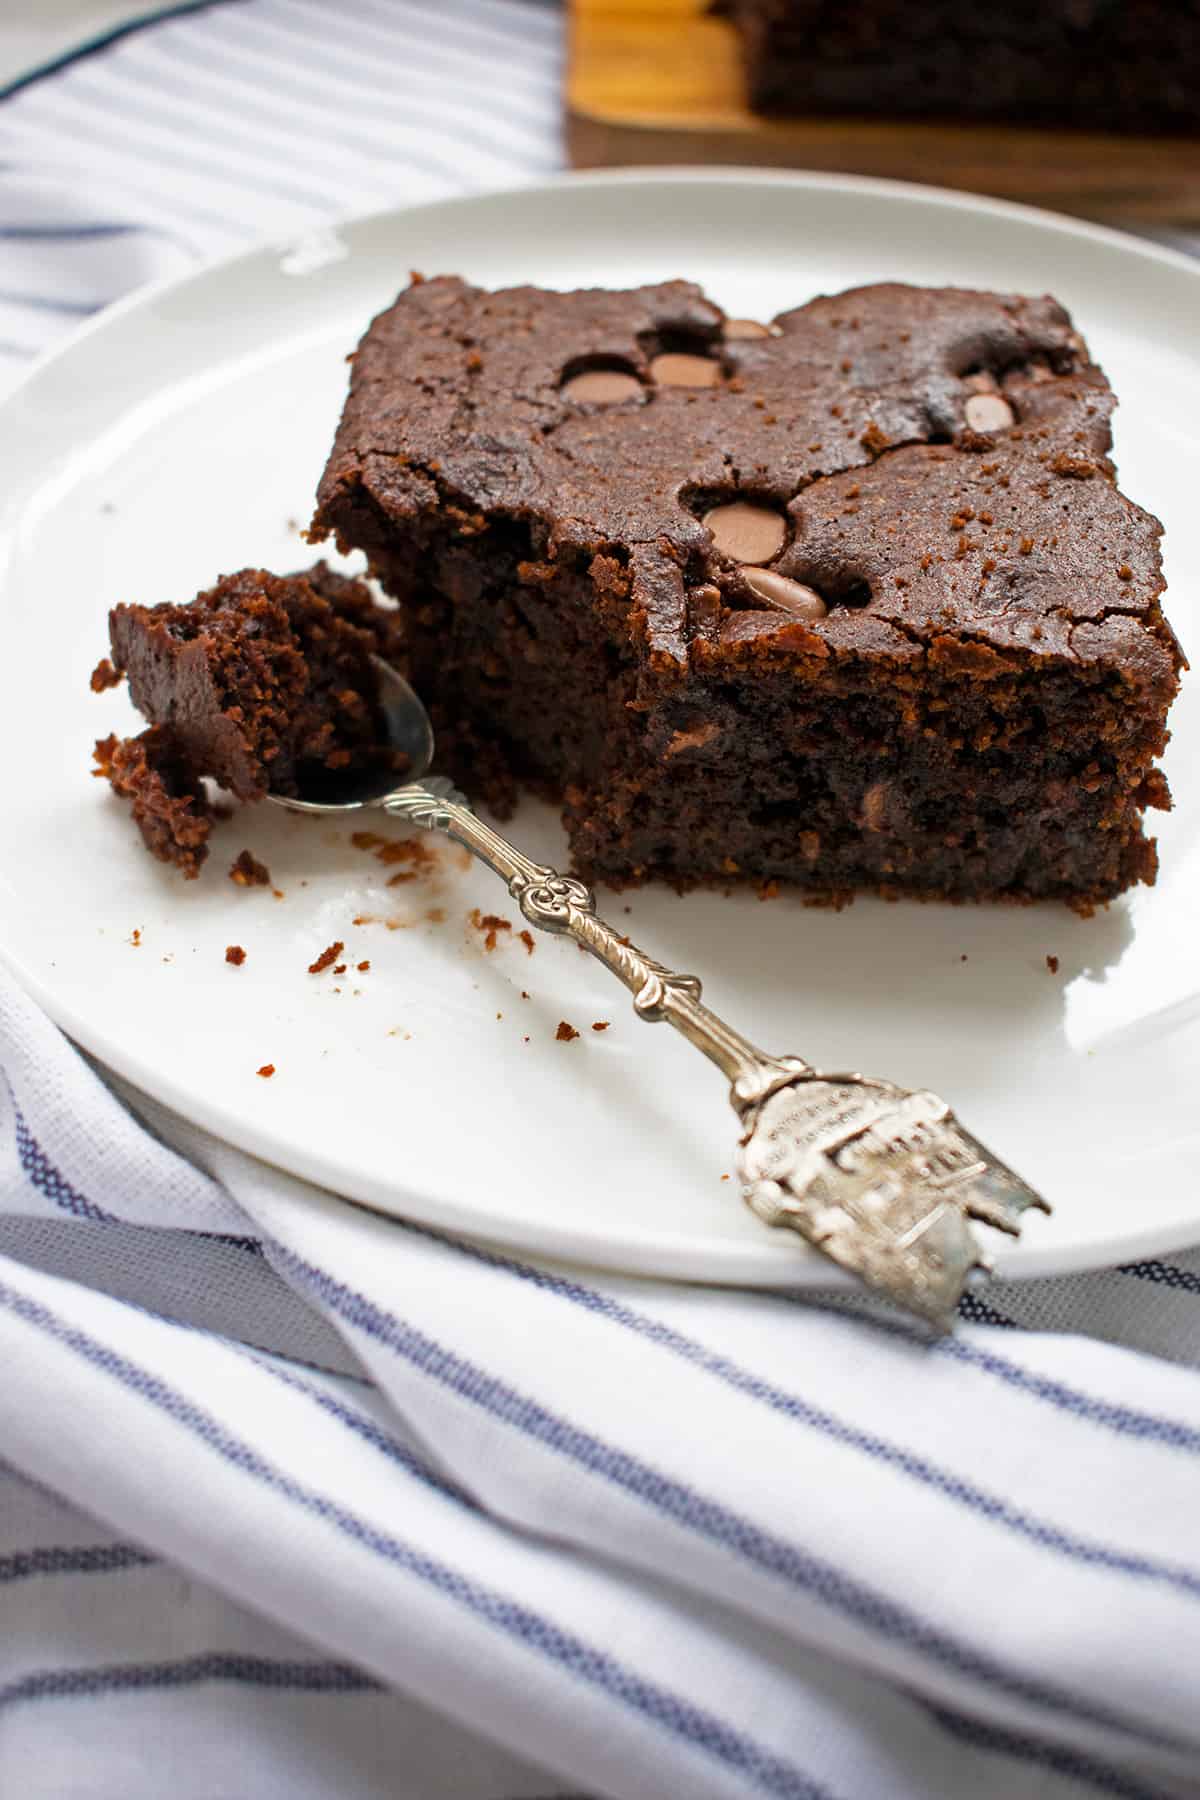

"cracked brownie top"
[312, 276, 1181, 697]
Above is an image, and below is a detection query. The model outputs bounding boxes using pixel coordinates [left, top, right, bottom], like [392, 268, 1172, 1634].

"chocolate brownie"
[726, 1, 1200, 133]
[92, 563, 405, 875]
[310, 275, 1183, 911]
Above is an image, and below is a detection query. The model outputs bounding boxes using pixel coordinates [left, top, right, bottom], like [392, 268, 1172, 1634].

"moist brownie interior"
[92, 563, 406, 875]
[309, 276, 1183, 912]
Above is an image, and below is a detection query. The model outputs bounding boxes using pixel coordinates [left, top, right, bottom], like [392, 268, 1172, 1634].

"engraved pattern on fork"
[383, 778, 1050, 1327]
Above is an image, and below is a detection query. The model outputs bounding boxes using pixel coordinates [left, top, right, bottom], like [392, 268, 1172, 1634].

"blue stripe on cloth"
[242, 1350, 472, 1504]
[140, 31, 546, 186]
[0, 1652, 380, 1710]
[165, 12, 557, 160]
[47, 73, 365, 215]
[0, 289, 99, 315]
[955, 1292, 1017, 1328]
[11, 1104, 114, 1222]
[10, 1108, 260, 1252]
[0, 1544, 156, 1583]
[286, 1222, 1200, 1600]
[271, 1246, 1190, 1754]
[789, 1294, 1200, 1456]
[1120, 1262, 1200, 1298]
[186, 1230, 262, 1253]
[0, 224, 153, 241]
[0, 1278, 840, 1800]
[0, 1, 240, 105]
[935, 1333, 1200, 1452]
[239, 1329, 1198, 1796]
[927, 1705, 1175, 1800]
[209, 0, 559, 93]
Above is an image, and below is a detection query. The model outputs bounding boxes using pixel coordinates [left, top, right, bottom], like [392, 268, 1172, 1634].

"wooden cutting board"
[567, 0, 1200, 232]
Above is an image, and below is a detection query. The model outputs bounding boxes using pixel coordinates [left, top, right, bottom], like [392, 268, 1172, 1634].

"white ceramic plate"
[2, 170, 1199, 1285]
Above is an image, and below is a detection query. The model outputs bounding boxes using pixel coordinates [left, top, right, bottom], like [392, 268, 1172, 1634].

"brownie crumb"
[256, 1063, 275, 1079]
[556, 1020, 580, 1042]
[93, 729, 214, 878]
[518, 929, 535, 955]
[129, 928, 141, 947]
[1046, 954, 1060, 973]
[230, 850, 271, 887]
[333, 963, 347, 975]
[225, 945, 246, 966]
[90, 657, 121, 693]
[591, 1020, 610, 1032]
[357, 960, 370, 972]
[469, 908, 512, 952]
[364, 835, 440, 882]
[308, 940, 344, 974]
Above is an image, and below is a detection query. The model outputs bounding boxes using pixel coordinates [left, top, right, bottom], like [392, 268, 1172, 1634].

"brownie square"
[310, 275, 1183, 911]
[726, 0, 1200, 134]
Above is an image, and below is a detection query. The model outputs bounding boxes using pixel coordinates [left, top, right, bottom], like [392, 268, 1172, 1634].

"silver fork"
[272, 658, 1050, 1328]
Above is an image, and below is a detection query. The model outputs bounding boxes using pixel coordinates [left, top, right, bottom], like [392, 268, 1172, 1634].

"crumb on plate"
[308, 939, 344, 974]
[230, 849, 271, 887]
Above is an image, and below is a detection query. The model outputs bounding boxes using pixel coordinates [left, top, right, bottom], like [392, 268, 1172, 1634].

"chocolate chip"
[740, 568, 826, 619]
[964, 393, 1015, 433]
[650, 352, 721, 388]
[562, 369, 643, 405]
[861, 782, 888, 831]
[723, 319, 772, 340]
[702, 502, 786, 565]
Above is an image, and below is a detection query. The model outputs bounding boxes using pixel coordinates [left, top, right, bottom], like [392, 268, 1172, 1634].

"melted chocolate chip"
[562, 369, 643, 405]
[650, 352, 721, 388]
[964, 392, 1015, 432]
[702, 501, 787, 565]
[723, 319, 772, 340]
[740, 568, 827, 619]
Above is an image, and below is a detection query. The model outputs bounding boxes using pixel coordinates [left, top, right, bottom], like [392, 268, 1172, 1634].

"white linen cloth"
[4, 5, 1200, 1797]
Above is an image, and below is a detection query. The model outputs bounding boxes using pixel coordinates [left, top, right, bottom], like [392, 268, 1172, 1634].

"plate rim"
[7, 163, 1200, 415]
[4, 165, 1200, 1287]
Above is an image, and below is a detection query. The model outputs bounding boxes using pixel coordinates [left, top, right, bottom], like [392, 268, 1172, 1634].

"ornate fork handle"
[384, 778, 1049, 1328]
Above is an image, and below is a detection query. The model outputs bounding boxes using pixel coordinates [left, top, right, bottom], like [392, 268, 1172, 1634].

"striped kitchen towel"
[5, 4, 1200, 1798]
[0, 0, 563, 394]
[8, 953, 1200, 1800]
